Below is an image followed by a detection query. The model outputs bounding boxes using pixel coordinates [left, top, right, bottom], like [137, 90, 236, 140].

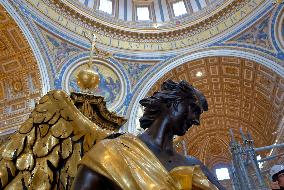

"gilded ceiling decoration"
[46, 0, 255, 36]
[62, 0, 226, 29]
[148, 56, 284, 169]
[18, 0, 266, 52]
[0, 5, 42, 134]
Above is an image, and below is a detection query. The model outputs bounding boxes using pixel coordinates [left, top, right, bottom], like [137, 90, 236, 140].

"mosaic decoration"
[68, 63, 122, 108]
[41, 29, 82, 71]
[228, 12, 274, 51]
[119, 60, 154, 89]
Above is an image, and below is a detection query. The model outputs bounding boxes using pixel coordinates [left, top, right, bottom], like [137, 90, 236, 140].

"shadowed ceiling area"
[0, 5, 42, 133]
[148, 56, 284, 169]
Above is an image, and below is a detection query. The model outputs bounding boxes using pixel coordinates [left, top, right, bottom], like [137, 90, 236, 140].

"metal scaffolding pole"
[230, 129, 253, 190]
[255, 143, 284, 152]
[229, 128, 284, 190]
[240, 129, 266, 189]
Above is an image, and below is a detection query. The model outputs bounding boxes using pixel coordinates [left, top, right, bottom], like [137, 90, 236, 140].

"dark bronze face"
[169, 100, 202, 136]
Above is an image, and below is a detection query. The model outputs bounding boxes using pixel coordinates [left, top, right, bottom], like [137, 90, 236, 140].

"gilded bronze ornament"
[0, 90, 125, 189]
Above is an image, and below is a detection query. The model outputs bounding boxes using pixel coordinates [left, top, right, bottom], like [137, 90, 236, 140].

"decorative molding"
[12, 0, 272, 52]
[227, 11, 275, 51]
[0, 0, 51, 95]
[0, 4, 43, 135]
[126, 48, 284, 133]
[55, 54, 129, 112]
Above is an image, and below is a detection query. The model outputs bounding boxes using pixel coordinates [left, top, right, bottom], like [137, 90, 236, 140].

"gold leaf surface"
[62, 137, 73, 159]
[2, 133, 26, 160]
[19, 118, 34, 134]
[3, 171, 31, 190]
[51, 118, 73, 138]
[33, 132, 59, 157]
[38, 124, 50, 138]
[16, 152, 34, 171]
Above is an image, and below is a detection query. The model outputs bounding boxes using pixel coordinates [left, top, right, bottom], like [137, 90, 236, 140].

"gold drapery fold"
[80, 134, 218, 190]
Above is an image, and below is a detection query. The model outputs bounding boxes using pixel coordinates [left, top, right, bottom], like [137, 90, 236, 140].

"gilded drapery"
[81, 134, 218, 190]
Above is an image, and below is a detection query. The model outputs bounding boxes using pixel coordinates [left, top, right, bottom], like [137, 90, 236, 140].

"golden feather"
[0, 90, 115, 190]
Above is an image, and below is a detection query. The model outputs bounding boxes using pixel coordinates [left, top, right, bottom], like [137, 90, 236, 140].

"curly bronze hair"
[139, 80, 208, 129]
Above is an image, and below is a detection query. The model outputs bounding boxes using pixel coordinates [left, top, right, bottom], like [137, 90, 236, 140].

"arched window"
[133, 1, 155, 22]
[98, 0, 113, 14]
[167, 0, 189, 18]
[172, 1, 187, 17]
[137, 6, 150, 21]
[96, 0, 117, 16]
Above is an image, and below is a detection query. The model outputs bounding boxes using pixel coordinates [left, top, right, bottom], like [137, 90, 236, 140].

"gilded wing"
[0, 90, 112, 190]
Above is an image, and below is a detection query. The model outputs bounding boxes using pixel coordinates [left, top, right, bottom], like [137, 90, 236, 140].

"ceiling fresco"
[148, 56, 284, 169]
[0, 5, 42, 134]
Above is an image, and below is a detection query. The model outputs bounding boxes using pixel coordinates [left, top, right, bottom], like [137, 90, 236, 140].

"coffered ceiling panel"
[0, 5, 42, 134]
[148, 56, 284, 168]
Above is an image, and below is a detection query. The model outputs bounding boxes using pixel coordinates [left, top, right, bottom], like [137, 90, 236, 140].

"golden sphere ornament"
[76, 68, 100, 92]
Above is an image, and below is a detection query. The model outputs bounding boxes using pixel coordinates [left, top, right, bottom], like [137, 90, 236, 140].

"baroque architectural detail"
[227, 11, 274, 51]
[275, 6, 284, 51]
[58, 57, 128, 111]
[41, 28, 83, 71]
[23, 0, 262, 43]
[0, 5, 42, 134]
[118, 59, 155, 89]
[70, 92, 127, 131]
[148, 56, 284, 169]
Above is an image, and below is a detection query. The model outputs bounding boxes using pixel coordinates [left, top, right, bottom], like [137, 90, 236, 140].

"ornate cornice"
[49, 0, 245, 41]
[13, 0, 272, 51]
[70, 92, 127, 131]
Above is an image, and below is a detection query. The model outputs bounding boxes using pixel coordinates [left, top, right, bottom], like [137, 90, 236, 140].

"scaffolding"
[229, 128, 284, 190]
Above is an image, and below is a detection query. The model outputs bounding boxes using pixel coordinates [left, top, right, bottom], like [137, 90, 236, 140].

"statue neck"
[139, 118, 174, 152]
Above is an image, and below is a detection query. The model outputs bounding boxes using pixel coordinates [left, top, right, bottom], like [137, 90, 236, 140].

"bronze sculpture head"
[72, 80, 225, 190]
[139, 80, 208, 136]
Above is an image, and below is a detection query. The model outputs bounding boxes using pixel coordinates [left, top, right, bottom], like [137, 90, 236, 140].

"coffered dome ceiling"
[0, 5, 42, 134]
[148, 56, 284, 169]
